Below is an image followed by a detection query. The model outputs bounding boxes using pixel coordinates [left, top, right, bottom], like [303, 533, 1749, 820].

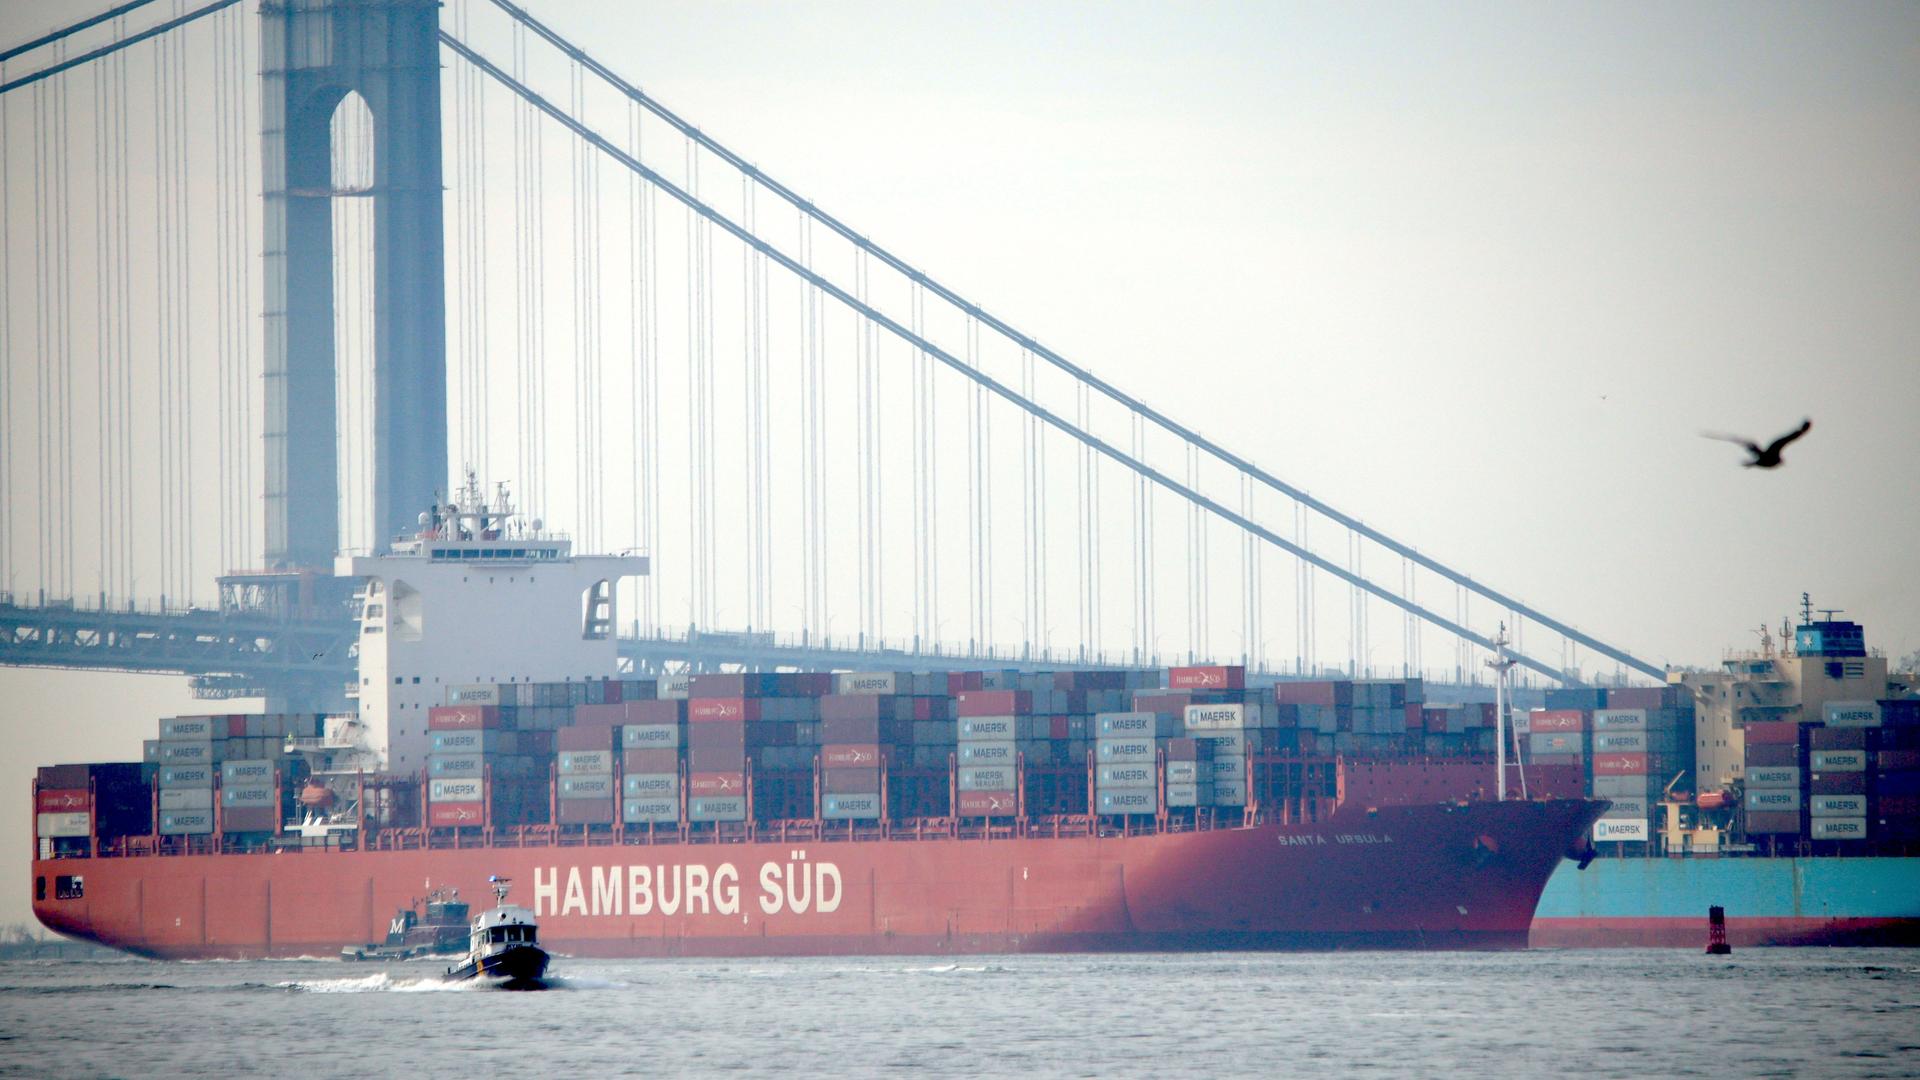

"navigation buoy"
[1705, 905, 1732, 955]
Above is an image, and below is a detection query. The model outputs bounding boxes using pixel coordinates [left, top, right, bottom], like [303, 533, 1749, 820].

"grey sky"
[1, 0, 1916, 927]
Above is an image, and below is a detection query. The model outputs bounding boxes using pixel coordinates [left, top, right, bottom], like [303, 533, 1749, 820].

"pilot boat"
[444, 876, 549, 989]
[341, 886, 471, 961]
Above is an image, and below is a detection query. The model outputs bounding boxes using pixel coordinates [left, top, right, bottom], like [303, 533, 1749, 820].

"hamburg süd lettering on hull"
[534, 859, 844, 920]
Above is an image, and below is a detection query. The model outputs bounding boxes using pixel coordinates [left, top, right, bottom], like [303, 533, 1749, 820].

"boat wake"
[281, 971, 622, 993]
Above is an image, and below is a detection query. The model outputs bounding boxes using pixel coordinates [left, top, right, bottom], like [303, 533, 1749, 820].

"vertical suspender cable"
[0, 64, 11, 594]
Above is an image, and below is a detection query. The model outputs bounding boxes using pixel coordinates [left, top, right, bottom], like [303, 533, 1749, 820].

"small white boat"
[444, 876, 549, 989]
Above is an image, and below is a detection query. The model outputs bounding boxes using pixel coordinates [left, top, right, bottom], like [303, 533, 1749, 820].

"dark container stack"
[556, 721, 618, 827]
[426, 703, 553, 828]
[143, 713, 317, 837]
[1743, 720, 1803, 838]
[1873, 699, 1920, 843]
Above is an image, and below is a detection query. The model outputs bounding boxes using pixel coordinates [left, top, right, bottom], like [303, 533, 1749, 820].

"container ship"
[1523, 609, 1920, 947]
[30, 485, 1609, 958]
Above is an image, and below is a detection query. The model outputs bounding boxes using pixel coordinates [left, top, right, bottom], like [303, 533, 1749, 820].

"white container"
[621, 724, 681, 749]
[1809, 795, 1868, 817]
[1095, 711, 1165, 737]
[1164, 782, 1213, 807]
[956, 741, 1018, 765]
[1591, 709, 1648, 732]
[1810, 750, 1866, 773]
[957, 766, 1016, 791]
[430, 778, 485, 803]
[657, 674, 693, 700]
[1747, 787, 1802, 812]
[1096, 789, 1156, 814]
[429, 754, 485, 779]
[559, 775, 616, 799]
[1822, 701, 1881, 728]
[622, 798, 680, 824]
[160, 788, 213, 812]
[558, 750, 615, 775]
[1166, 761, 1200, 785]
[688, 796, 746, 821]
[822, 793, 883, 819]
[834, 672, 904, 696]
[1184, 704, 1246, 731]
[159, 741, 214, 764]
[1808, 817, 1868, 840]
[159, 716, 218, 741]
[446, 684, 501, 706]
[1095, 738, 1154, 764]
[622, 773, 678, 798]
[221, 786, 275, 808]
[1592, 731, 1647, 753]
[1592, 817, 1648, 842]
[158, 765, 215, 789]
[1096, 764, 1155, 788]
[1745, 766, 1801, 788]
[159, 810, 214, 835]
[221, 759, 276, 788]
[36, 812, 91, 838]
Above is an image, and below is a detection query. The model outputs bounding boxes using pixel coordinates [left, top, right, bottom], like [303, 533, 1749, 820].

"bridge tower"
[260, 0, 448, 568]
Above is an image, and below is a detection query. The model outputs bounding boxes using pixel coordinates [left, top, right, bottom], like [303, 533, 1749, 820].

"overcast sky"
[1, 0, 1916, 928]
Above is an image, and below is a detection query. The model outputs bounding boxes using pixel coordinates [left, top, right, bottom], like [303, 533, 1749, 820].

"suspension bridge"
[0, 0, 1666, 712]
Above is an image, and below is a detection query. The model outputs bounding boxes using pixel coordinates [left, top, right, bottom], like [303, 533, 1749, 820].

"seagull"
[1701, 418, 1812, 469]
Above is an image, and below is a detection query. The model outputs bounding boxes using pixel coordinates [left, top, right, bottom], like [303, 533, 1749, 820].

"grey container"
[160, 810, 215, 835]
[221, 759, 276, 788]
[221, 786, 275, 808]
[428, 754, 485, 779]
[158, 764, 215, 789]
[623, 773, 679, 798]
[957, 741, 1018, 765]
[559, 750, 616, 775]
[1096, 789, 1157, 814]
[560, 775, 617, 799]
[957, 766, 1016, 792]
[1096, 764, 1155, 788]
[430, 778, 485, 803]
[823, 793, 884, 820]
[622, 798, 680, 825]
[160, 716, 219, 741]
[688, 796, 746, 822]
[1095, 738, 1153, 764]
[622, 724, 681, 749]
[159, 788, 212, 811]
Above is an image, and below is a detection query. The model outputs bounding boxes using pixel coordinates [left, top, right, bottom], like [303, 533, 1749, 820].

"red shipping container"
[1875, 795, 1920, 818]
[1592, 752, 1649, 776]
[1745, 743, 1798, 767]
[1132, 692, 1193, 717]
[1605, 687, 1667, 710]
[956, 690, 1031, 717]
[557, 724, 617, 752]
[221, 805, 278, 832]
[820, 695, 898, 722]
[1809, 771, 1867, 795]
[1810, 727, 1868, 750]
[1744, 810, 1799, 834]
[687, 746, 744, 771]
[572, 703, 626, 726]
[624, 699, 684, 724]
[1531, 710, 1587, 734]
[687, 723, 747, 752]
[956, 790, 1018, 816]
[946, 671, 985, 695]
[428, 705, 501, 731]
[1169, 665, 1245, 691]
[689, 771, 746, 796]
[690, 698, 761, 723]
[557, 799, 616, 826]
[622, 747, 680, 774]
[1744, 721, 1800, 746]
[1274, 680, 1352, 707]
[36, 788, 89, 814]
[428, 801, 487, 827]
[911, 697, 950, 722]
[1878, 750, 1920, 771]
[822, 767, 882, 794]
[227, 715, 248, 738]
[1049, 715, 1070, 741]
[821, 743, 881, 768]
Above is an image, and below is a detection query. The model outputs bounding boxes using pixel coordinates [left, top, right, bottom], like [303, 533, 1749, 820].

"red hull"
[34, 800, 1605, 958]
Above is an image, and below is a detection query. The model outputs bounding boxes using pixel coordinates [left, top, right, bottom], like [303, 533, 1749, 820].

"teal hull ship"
[1530, 857, 1920, 947]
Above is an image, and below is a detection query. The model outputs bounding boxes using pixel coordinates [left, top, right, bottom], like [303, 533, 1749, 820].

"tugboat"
[444, 876, 549, 989]
[341, 886, 471, 961]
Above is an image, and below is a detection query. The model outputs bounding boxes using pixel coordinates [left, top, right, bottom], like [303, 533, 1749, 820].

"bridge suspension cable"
[475, 0, 1660, 682]
[437, 29, 1601, 685]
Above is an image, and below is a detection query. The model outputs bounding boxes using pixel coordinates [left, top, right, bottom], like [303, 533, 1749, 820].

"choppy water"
[1, 949, 1916, 1078]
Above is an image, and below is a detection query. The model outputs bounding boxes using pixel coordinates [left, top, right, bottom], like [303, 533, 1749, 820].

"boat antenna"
[489, 875, 511, 904]
[1485, 623, 1519, 801]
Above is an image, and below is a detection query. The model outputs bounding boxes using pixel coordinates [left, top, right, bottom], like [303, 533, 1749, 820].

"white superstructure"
[335, 475, 648, 770]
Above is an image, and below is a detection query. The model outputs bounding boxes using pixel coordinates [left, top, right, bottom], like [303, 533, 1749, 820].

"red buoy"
[1705, 905, 1731, 954]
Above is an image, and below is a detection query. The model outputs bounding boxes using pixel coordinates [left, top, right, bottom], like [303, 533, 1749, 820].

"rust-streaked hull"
[34, 799, 1605, 958]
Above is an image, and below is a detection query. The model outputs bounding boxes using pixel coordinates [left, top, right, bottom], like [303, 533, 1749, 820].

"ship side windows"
[55, 875, 83, 900]
[35, 876, 46, 901]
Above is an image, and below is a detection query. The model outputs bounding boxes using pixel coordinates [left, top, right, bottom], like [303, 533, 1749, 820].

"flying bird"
[1701, 418, 1812, 469]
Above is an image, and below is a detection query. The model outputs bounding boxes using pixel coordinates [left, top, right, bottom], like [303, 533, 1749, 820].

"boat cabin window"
[487, 924, 534, 945]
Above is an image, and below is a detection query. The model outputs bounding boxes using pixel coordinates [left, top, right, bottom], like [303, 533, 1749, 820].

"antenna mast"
[1485, 623, 1519, 801]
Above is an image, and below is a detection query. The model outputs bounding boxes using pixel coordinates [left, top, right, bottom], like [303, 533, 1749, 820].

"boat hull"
[447, 944, 550, 987]
[34, 799, 1603, 959]
[1530, 855, 1920, 948]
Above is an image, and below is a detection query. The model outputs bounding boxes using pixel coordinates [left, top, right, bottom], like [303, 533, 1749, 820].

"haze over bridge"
[0, 0, 1667, 711]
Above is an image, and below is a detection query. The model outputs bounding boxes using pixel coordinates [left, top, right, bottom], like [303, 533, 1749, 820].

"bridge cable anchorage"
[440, 29, 1589, 682]
[478, 0, 1658, 681]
